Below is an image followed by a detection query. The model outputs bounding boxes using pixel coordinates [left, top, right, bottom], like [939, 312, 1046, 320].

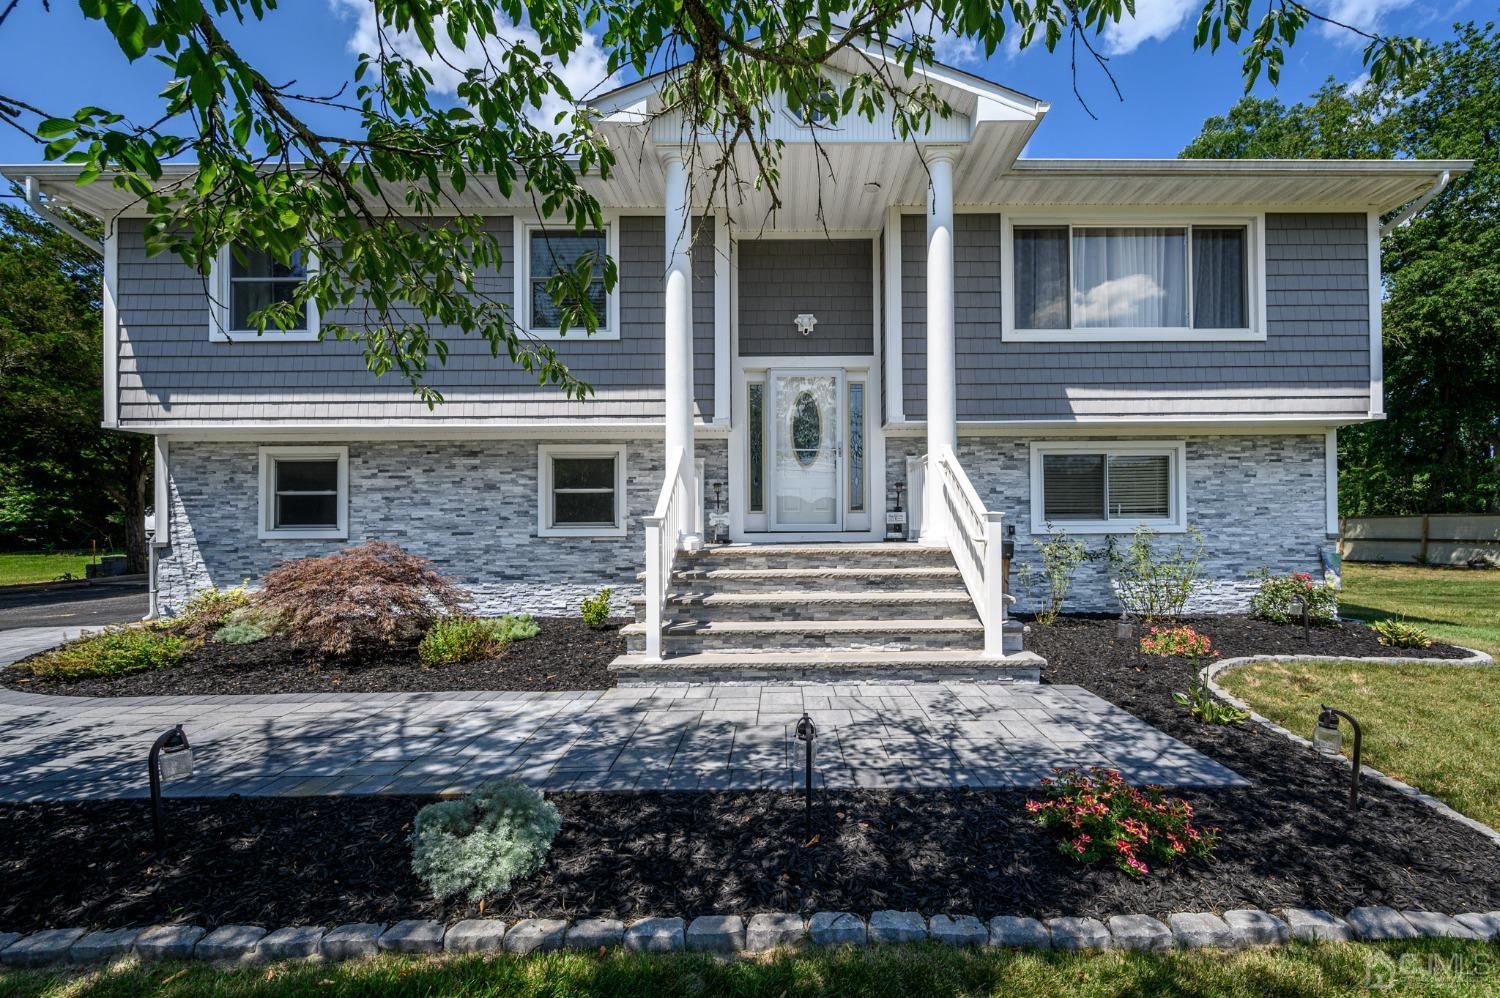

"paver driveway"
[0, 678, 1244, 800]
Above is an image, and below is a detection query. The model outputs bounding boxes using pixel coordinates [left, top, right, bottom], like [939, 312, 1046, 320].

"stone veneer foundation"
[885, 433, 1333, 615]
[159, 433, 1327, 618]
[157, 438, 729, 617]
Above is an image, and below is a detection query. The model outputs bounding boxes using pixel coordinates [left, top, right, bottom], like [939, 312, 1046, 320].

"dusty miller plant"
[1103, 525, 1206, 624]
[410, 779, 561, 902]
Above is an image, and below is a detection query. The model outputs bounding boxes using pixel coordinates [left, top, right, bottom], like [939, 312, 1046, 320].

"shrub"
[166, 582, 251, 639]
[1370, 617, 1433, 649]
[410, 780, 562, 902]
[24, 627, 200, 680]
[1140, 625, 1212, 657]
[1020, 530, 1089, 625]
[419, 613, 539, 667]
[1247, 569, 1339, 626]
[580, 588, 613, 629]
[1026, 767, 1218, 877]
[1103, 526, 1205, 623]
[256, 541, 469, 660]
[213, 605, 278, 645]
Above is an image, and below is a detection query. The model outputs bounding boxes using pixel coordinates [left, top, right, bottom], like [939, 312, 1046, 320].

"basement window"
[257, 446, 348, 540]
[538, 444, 628, 538]
[1029, 441, 1186, 534]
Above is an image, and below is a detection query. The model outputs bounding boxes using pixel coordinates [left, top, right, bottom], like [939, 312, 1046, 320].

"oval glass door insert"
[791, 390, 822, 467]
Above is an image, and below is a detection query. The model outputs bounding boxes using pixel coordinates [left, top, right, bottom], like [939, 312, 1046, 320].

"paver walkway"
[0, 677, 1244, 800]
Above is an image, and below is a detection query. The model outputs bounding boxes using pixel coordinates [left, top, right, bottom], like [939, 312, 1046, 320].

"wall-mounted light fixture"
[794, 313, 818, 337]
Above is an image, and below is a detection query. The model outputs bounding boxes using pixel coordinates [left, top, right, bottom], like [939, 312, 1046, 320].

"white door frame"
[768, 367, 845, 532]
[730, 354, 885, 542]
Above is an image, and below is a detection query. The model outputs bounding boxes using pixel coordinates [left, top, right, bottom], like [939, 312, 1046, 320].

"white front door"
[769, 369, 843, 531]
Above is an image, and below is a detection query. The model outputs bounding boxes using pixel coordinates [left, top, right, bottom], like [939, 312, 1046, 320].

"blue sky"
[0, 0, 1474, 165]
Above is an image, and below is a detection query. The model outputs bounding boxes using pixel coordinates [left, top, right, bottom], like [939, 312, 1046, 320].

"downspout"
[1379, 170, 1451, 237]
[23, 177, 103, 255]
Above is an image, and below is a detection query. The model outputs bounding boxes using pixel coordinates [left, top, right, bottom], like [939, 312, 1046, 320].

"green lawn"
[1218, 658, 1500, 829]
[0, 552, 122, 587]
[2, 941, 1499, 997]
[1339, 562, 1500, 658]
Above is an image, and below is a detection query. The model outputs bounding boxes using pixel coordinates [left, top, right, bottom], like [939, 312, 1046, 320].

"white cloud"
[1318, 0, 1418, 45]
[1100, 0, 1197, 56]
[329, 0, 619, 128]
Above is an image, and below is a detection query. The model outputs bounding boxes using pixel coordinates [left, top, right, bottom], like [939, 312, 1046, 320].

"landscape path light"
[795, 712, 817, 842]
[1289, 595, 1310, 640]
[1313, 706, 1363, 810]
[148, 724, 193, 852]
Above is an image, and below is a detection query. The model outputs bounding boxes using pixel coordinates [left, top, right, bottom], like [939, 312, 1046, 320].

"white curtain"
[1071, 227, 1188, 328]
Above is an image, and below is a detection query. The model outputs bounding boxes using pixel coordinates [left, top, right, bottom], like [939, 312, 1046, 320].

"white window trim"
[1001, 213, 1267, 343]
[210, 244, 321, 343]
[537, 443, 628, 538]
[1029, 439, 1187, 535]
[257, 445, 348, 540]
[515, 218, 621, 340]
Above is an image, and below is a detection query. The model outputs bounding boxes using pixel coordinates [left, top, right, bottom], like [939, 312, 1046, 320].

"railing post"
[643, 514, 664, 662]
[982, 511, 1007, 658]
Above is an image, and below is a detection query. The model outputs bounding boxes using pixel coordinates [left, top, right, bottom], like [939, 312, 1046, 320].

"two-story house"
[5, 48, 1466, 681]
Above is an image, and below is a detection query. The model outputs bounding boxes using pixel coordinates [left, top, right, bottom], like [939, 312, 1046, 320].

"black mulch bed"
[1, 618, 624, 697]
[4, 778, 1500, 933]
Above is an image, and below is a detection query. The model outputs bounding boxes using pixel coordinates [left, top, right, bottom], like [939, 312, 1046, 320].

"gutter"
[24, 176, 103, 255]
[1379, 169, 1451, 236]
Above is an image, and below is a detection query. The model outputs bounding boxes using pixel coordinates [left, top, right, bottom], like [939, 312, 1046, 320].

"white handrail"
[642, 447, 688, 662]
[934, 446, 1009, 658]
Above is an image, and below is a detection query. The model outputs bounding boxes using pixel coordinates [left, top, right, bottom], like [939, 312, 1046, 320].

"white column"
[923, 148, 958, 545]
[661, 149, 700, 548]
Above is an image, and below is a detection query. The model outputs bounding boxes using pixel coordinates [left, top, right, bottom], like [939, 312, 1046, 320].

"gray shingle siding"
[737, 238, 875, 356]
[900, 212, 1372, 421]
[116, 214, 716, 423]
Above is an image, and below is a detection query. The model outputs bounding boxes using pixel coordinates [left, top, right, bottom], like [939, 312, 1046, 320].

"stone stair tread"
[680, 543, 946, 558]
[637, 567, 963, 582]
[621, 618, 986, 636]
[629, 590, 976, 607]
[608, 649, 1046, 673]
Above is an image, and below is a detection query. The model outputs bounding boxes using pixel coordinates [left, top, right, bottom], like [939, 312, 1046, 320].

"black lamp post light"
[1289, 596, 1311, 640]
[148, 724, 194, 852]
[795, 712, 817, 842]
[1313, 705, 1363, 809]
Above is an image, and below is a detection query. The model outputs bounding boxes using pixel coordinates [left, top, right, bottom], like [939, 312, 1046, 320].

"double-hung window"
[1029, 442, 1186, 534]
[211, 244, 319, 341]
[1007, 219, 1260, 341]
[521, 224, 617, 339]
[257, 446, 348, 539]
[537, 444, 627, 537]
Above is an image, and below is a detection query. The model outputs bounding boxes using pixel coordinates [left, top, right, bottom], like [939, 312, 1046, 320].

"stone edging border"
[1203, 648, 1500, 848]
[1, 906, 1497, 969]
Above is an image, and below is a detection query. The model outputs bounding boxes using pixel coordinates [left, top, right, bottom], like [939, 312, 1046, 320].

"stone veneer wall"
[158, 438, 729, 617]
[884, 434, 1331, 614]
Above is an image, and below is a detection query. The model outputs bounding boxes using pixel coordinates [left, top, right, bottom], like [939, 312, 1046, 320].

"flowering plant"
[1247, 568, 1339, 626]
[1025, 768, 1218, 877]
[1139, 625, 1212, 657]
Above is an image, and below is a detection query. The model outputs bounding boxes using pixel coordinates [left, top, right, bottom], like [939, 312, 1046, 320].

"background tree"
[1184, 20, 1500, 516]
[0, 201, 152, 569]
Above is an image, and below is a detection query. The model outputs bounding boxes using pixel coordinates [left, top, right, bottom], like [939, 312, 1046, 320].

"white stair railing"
[641, 447, 689, 662]
[934, 446, 1010, 658]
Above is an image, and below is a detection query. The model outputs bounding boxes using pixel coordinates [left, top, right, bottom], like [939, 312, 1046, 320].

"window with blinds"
[1040, 451, 1173, 524]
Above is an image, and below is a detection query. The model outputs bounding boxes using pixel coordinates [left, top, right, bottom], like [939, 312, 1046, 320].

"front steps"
[612, 543, 1042, 684]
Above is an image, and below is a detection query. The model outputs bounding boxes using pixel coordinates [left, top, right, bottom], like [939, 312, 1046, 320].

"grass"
[2, 941, 1499, 997]
[1339, 562, 1500, 658]
[0, 552, 122, 587]
[1218, 659, 1500, 829]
